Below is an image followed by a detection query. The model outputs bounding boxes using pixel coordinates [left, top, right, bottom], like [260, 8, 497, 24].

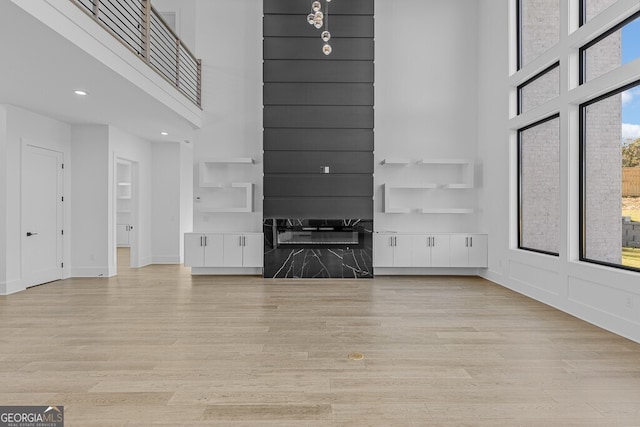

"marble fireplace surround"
[263, 219, 373, 279]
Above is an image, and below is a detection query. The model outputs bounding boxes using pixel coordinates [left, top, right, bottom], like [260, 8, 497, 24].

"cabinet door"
[393, 235, 413, 267]
[242, 234, 264, 267]
[203, 234, 224, 267]
[467, 234, 488, 267]
[223, 234, 244, 267]
[184, 234, 205, 267]
[449, 235, 470, 267]
[373, 234, 394, 267]
[411, 235, 430, 267]
[430, 235, 451, 267]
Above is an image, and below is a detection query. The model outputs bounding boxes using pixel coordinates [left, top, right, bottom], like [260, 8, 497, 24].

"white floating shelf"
[417, 158, 470, 165]
[380, 158, 410, 166]
[389, 184, 438, 190]
[117, 196, 132, 200]
[202, 157, 255, 164]
[117, 182, 132, 186]
[117, 210, 132, 214]
[420, 208, 474, 214]
[442, 183, 473, 189]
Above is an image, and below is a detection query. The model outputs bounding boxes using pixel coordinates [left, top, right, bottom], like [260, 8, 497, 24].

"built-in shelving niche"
[380, 158, 476, 214]
[196, 157, 255, 213]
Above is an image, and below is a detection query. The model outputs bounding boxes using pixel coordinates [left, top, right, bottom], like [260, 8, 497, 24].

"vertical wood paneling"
[263, 0, 374, 219]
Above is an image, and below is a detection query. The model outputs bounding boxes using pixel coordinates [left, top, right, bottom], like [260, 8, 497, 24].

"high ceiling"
[0, 1, 199, 143]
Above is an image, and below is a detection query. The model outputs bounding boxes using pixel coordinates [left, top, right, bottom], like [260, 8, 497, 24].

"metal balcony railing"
[71, 0, 201, 107]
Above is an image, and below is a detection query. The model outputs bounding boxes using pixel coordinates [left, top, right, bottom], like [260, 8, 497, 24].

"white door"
[449, 235, 470, 267]
[373, 234, 394, 267]
[242, 234, 264, 267]
[393, 235, 413, 267]
[22, 145, 63, 287]
[430, 235, 451, 267]
[184, 234, 205, 267]
[468, 234, 488, 267]
[223, 234, 244, 267]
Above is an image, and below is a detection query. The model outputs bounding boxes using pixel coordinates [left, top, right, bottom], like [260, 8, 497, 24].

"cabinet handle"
[431, 237, 434, 247]
[200, 236, 203, 247]
[394, 236, 397, 247]
[465, 237, 469, 247]
[242, 236, 246, 246]
[470, 237, 473, 247]
[205, 236, 208, 246]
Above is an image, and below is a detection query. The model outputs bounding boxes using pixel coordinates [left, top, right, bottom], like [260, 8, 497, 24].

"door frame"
[113, 156, 140, 271]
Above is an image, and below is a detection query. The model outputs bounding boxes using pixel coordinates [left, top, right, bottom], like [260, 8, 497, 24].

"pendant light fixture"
[307, 0, 333, 55]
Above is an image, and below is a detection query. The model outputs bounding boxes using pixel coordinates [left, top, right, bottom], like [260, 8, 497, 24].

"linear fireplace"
[264, 219, 373, 279]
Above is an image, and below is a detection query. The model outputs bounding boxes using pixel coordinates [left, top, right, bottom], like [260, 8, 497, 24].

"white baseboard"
[191, 267, 263, 276]
[70, 267, 114, 278]
[480, 269, 640, 345]
[374, 267, 481, 276]
[0, 279, 26, 295]
[151, 256, 181, 264]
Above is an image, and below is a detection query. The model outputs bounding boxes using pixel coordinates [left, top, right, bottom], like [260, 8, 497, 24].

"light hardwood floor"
[0, 248, 639, 426]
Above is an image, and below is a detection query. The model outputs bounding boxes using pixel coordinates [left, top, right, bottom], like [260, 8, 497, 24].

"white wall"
[0, 106, 7, 292]
[179, 141, 194, 261]
[477, 0, 640, 343]
[191, 0, 263, 234]
[70, 125, 110, 277]
[152, 0, 197, 51]
[151, 143, 181, 263]
[374, 0, 480, 233]
[0, 105, 72, 294]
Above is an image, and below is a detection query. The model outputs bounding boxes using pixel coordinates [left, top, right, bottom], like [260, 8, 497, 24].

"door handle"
[26, 232, 38, 237]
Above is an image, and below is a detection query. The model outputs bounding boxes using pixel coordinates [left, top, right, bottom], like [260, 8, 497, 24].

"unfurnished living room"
[1, 0, 640, 426]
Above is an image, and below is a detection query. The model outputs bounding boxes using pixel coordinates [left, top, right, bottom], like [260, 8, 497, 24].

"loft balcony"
[70, 0, 201, 108]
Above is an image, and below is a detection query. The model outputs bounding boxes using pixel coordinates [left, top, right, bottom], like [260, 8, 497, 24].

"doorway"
[21, 144, 64, 287]
[115, 158, 137, 272]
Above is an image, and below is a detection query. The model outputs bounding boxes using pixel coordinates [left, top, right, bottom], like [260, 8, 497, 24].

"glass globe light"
[314, 18, 323, 29]
[315, 11, 323, 20]
[321, 31, 331, 42]
[323, 44, 332, 55]
[312, 1, 321, 12]
[307, 13, 315, 25]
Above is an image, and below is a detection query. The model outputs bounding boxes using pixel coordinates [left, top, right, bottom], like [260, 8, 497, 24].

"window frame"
[517, 62, 560, 115]
[579, 80, 640, 273]
[579, 9, 640, 85]
[517, 113, 561, 257]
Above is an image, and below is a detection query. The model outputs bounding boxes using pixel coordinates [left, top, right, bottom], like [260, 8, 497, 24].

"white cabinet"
[185, 233, 263, 268]
[450, 234, 488, 267]
[223, 233, 263, 267]
[184, 233, 224, 267]
[411, 234, 450, 267]
[373, 234, 413, 267]
[375, 233, 487, 268]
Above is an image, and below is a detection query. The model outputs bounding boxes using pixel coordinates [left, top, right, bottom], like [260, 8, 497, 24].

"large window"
[580, 0, 619, 25]
[580, 11, 640, 83]
[517, 63, 560, 114]
[517, 0, 560, 69]
[518, 115, 560, 255]
[581, 83, 640, 272]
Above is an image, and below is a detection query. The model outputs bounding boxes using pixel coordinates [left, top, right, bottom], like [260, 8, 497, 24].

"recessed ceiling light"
[74, 90, 88, 96]
[161, 132, 169, 136]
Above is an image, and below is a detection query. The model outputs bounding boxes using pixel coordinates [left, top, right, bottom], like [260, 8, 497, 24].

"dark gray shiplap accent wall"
[263, 0, 374, 219]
